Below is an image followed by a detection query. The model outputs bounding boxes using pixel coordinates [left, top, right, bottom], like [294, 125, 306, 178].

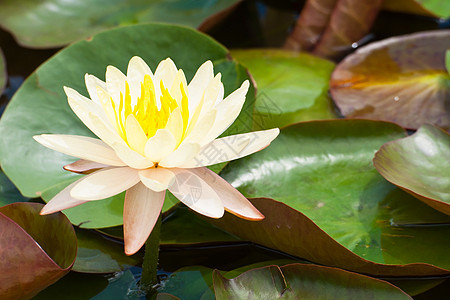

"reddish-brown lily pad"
[330, 30, 450, 130]
[0, 202, 77, 299]
[213, 264, 412, 299]
[374, 124, 450, 215]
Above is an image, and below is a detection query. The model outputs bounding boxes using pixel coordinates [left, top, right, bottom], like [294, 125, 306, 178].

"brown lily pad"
[0, 202, 77, 299]
[374, 124, 450, 215]
[330, 30, 450, 130]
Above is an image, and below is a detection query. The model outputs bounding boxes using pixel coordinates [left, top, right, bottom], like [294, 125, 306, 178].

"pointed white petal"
[124, 183, 165, 255]
[164, 107, 183, 145]
[64, 86, 108, 123]
[64, 159, 109, 174]
[112, 142, 154, 169]
[33, 134, 126, 166]
[191, 167, 264, 220]
[183, 109, 216, 146]
[144, 129, 176, 163]
[85, 74, 107, 105]
[202, 73, 223, 113]
[170, 69, 188, 106]
[155, 58, 178, 93]
[188, 60, 214, 112]
[125, 114, 147, 154]
[159, 142, 200, 168]
[40, 177, 89, 215]
[169, 168, 224, 218]
[127, 56, 153, 102]
[106, 65, 127, 103]
[181, 128, 280, 167]
[139, 168, 176, 192]
[70, 167, 140, 200]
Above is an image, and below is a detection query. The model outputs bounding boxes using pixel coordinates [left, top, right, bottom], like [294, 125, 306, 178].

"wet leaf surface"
[0, 202, 77, 299]
[0, 170, 28, 206]
[0, 0, 241, 48]
[374, 124, 450, 215]
[0, 23, 255, 228]
[213, 264, 412, 299]
[212, 120, 450, 276]
[232, 49, 336, 129]
[330, 30, 450, 130]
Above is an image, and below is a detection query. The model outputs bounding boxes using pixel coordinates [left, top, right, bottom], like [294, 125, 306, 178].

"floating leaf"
[232, 49, 336, 129]
[0, 170, 28, 206]
[213, 264, 412, 299]
[0, 23, 254, 228]
[382, 0, 450, 18]
[0, 202, 77, 299]
[0, 0, 241, 48]
[330, 30, 450, 130]
[212, 120, 450, 276]
[374, 124, 450, 215]
[74, 228, 142, 273]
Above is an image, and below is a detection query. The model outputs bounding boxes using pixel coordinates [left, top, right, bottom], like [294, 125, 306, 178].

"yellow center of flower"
[112, 74, 189, 143]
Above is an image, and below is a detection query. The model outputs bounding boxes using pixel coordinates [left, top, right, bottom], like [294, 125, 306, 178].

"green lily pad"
[74, 228, 142, 273]
[374, 124, 450, 215]
[0, 48, 5, 96]
[0, 202, 77, 299]
[330, 30, 450, 130]
[160, 206, 240, 245]
[211, 120, 450, 276]
[0, 23, 255, 228]
[0, 0, 241, 48]
[0, 170, 28, 206]
[213, 264, 412, 299]
[382, 0, 450, 18]
[231, 49, 336, 129]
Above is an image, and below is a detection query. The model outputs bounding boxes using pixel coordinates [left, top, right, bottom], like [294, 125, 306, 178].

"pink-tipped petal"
[70, 167, 140, 200]
[181, 128, 280, 168]
[40, 177, 88, 215]
[64, 159, 109, 174]
[191, 167, 264, 220]
[123, 183, 165, 255]
[139, 168, 176, 192]
[168, 168, 224, 218]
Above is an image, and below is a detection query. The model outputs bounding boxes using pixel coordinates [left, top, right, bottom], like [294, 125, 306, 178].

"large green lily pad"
[0, 202, 77, 299]
[0, 0, 241, 48]
[374, 124, 450, 215]
[0, 170, 28, 206]
[231, 49, 336, 129]
[330, 30, 450, 130]
[0, 23, 255, 228]
[212, 120, 450, 276]
[214, 264, 412, 299]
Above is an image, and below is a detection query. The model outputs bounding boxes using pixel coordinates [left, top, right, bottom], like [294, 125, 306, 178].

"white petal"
[155, 58, 178, 96]
[106, 65, 127, 103]
[127, 56, 153, 102]
[125, 114, 147, 154]
[85, 74, 107, 105]
[112, 143, 154, 169]
[159, 142, 200, 168]
[33, 134, 126, 166]
[169, 168, 224, 218]
[188, 60, 214, 112]
[202, 80, 250, 144]
[164, 107, 184, 144]
[191, 167, 264, 220]
[202, 73, 223, 113]
[40, 177, 89, 215]
[183, 109, 216, 146]
[123, 183, 165, 255]
[144, 129, 176, 162]
[70, 167, 140, 200]
[139, 168, 176, 192]
[64, 159, 109, 174]
[65, 86, 108, 123]
[170, 69, 188, 106]
[181, 128, 280, 167]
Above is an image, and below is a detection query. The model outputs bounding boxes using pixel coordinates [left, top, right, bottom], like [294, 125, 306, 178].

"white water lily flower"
[34, 56, 279, 255]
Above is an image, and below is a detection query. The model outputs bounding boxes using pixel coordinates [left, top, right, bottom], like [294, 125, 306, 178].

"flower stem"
[140, 213, 162, 297]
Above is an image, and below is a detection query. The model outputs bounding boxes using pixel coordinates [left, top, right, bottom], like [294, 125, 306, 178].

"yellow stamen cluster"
[111, 74, 189, 144]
